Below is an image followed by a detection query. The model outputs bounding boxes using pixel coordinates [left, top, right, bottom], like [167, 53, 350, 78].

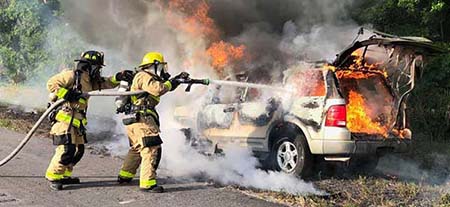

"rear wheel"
[269, 134, 313, 178]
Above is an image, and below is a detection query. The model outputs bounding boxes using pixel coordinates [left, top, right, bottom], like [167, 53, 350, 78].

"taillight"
[325, 105, 346, 127]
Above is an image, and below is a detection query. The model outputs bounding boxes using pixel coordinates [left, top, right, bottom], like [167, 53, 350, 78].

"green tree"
[352, 0, 450, 41]
[409, 51, 450, 141]
[0, 0, 60, 84]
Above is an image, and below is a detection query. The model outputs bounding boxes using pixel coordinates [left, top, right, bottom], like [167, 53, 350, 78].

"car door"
[233, 86, 282, 151]
[197, 82, 242, 144]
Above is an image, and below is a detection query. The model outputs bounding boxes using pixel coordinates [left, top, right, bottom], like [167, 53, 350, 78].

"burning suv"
[174, 31, 443, 176]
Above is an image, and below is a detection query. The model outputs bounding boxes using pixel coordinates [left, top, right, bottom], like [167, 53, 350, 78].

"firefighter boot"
[117, 176, 133, 184]
[61, 177, 80, 184]
[140, 185, 164, 193]
[49, 181, 63, 191]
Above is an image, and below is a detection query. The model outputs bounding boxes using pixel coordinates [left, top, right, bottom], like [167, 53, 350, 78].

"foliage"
[352, 0, 450, 41]
[0, 0, 79, 84]
[409, 52, 450, 141]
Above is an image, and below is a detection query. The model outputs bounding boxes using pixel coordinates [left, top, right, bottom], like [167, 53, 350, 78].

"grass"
[239, 176, 434, 207]
[0, 119, 13, 128]
[440, 193, 450, 206]
[0, 102, 50, 136]
[0, 117, 32, 133]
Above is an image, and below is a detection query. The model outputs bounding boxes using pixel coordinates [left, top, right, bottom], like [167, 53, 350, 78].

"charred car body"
[175, 30, 444, 176]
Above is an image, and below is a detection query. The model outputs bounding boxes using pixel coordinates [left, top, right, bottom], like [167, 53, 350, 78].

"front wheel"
[269, 135, 313, 178]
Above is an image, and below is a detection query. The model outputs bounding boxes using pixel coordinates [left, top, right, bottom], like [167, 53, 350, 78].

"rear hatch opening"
[336, 70, 398, 139]
[328, 30, 445, 140]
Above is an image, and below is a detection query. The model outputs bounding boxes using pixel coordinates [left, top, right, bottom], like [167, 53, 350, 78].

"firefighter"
[116, 52, 188, 193]
[45, 50, 133, 190]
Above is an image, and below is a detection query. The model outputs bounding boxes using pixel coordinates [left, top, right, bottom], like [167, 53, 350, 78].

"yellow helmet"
[139, 52, 165, 68]
[139, 52, 171, 80]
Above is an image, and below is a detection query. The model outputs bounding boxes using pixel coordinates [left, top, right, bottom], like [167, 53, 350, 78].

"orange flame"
[163, 0, 247, 75]
[331, 50, 392, 138]
[336, 70, 381, 79]
[348, 50, 388, 78]
[206, 41, 246, 73]
[346, 90, 388, 136]
[166, 0, 219, 40]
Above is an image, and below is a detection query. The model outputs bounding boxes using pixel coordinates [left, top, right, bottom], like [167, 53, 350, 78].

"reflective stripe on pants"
[119, 170, 135, 179]
[140, 179, 157, 189]
[55, 111, 87, 128]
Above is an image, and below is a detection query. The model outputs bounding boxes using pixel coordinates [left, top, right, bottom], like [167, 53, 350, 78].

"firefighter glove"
[115, 70, 134, 83]
[169, 72, 190, 91]
[65, 89, 83, 102]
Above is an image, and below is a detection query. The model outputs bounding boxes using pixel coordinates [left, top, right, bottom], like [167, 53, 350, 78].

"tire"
[268, 134, 313, 178]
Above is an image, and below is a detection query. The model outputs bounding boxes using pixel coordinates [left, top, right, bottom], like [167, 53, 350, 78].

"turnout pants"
[118, 116, 162, 189]
[45, 121, 86, 181]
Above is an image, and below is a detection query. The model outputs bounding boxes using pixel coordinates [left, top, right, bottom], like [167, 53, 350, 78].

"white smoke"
[161, 130, 323, 195]
[377, 153, 450, 185]
[280, 22, 362, 62]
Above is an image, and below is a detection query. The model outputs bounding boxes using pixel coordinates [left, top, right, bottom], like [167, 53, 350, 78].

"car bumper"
[322, 138, 411, 155]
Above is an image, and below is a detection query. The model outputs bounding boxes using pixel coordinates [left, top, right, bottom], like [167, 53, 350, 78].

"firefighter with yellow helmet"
[116, 52, 188, 193]
[45, 51, 133, 190]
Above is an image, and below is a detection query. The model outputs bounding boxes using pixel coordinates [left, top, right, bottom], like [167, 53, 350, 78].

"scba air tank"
[115, 81, 129, 111]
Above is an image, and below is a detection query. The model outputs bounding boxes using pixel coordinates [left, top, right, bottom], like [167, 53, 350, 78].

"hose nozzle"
[184, 78, 210, 92]
[201, 79, 210, 85]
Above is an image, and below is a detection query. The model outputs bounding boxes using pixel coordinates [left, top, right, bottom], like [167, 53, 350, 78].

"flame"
[166, 0, 219, 40]
[336, 70, 381, 79]
[348, 50, 388, 78]
[323, 64, 336, 72]
[163, 0, 247, 75]
[331, 50, 393, 138]
[346, 90, 388, 136]
[206, 41, 245, 73]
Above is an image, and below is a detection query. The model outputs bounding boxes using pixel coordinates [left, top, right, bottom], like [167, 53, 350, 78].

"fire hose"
[0, 78, 209, 167]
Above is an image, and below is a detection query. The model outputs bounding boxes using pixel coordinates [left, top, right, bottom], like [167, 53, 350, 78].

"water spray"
[209, 79, 293, 93]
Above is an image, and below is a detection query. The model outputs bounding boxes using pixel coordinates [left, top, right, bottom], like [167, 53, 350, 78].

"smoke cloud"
[377, 154, 450, 185]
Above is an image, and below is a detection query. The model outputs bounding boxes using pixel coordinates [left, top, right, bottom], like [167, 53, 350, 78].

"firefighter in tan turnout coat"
[45, 51, 133, 190]
[117, 52, 188, 193]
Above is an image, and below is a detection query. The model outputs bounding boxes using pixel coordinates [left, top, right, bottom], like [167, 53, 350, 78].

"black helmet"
[75, 50, 105, 66]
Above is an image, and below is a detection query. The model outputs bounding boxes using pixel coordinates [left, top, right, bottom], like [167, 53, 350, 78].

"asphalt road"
[0, 129, 283, 207]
